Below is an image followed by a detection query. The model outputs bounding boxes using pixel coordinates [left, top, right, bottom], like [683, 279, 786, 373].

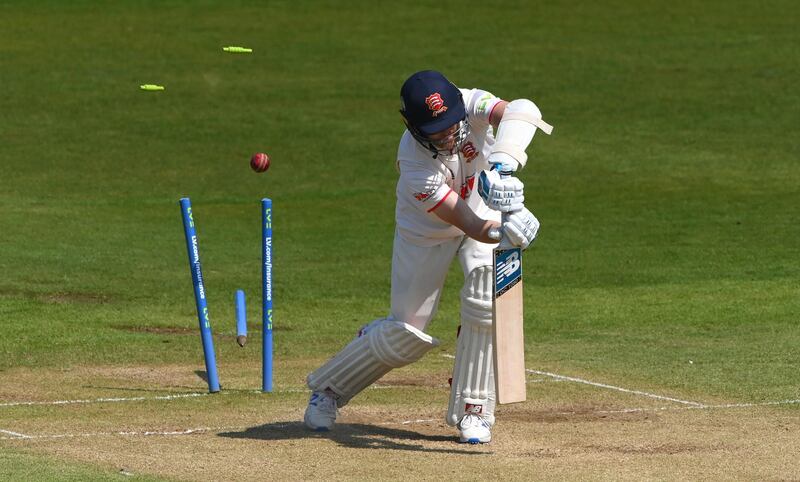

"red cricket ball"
[250, 152, 271, 173]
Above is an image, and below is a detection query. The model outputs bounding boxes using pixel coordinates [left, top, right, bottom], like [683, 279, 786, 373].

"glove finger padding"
[478, 170, 526, 213]
[502, 208, 540, 249]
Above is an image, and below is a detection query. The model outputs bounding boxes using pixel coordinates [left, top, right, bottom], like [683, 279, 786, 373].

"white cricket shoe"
[457, 414, 492, 444]
[304, 390, 338, 431]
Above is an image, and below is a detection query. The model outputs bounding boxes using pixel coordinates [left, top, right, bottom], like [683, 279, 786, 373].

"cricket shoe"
[304, 390, 338, 431]
[457, 414, 492, 444]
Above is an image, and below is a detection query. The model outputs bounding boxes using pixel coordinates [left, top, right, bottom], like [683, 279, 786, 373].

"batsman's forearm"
[452, 210, 501, 244]
[475, 219, 502, 244]
[431, 191, 502, 244]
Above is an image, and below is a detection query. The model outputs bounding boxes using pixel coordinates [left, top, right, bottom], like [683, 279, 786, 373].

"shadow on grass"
[218, 422, 491, 455]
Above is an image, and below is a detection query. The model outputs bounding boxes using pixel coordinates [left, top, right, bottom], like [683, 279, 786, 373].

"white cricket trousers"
[390, 229, 497, 332]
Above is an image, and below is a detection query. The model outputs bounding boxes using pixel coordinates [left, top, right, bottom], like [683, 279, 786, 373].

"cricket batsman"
[304, 70, 551, 443]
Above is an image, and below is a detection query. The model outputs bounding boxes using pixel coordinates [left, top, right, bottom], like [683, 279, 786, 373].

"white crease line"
[698, 399, 800, 409]
[264, 386, 413, 393]
[5, 399, 800, 442]
[0, 429, 32, 439]
[441, 354, 700, 404]
[377, 418, 438, 426]
[400, 419, 437, 425]
[0, 426, 238, 441]
[527, 370, 704, 406]
[0, 392, 208, 408]
[0, 384, 417, 410]
[1, 418, 443, 441]
[556, 398, 800, 415]
[0, 365, 774, 412]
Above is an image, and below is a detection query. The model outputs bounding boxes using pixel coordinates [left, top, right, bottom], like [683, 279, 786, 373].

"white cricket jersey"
[395, 88, 503, 246]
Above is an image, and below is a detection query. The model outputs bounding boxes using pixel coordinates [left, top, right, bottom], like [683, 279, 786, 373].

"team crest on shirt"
[425, 93, 448, 117]
[413, 186, 436, 202]
[459, 175, 475, 199]
[460, 142, 478, 162]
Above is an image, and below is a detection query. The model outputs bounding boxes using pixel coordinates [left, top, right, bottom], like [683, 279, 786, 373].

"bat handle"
[489, 168, 514, 245]
[498, 166, 514, 223]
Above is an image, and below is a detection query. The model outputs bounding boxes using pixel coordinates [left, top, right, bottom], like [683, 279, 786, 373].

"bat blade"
[493, 247, 526, 404]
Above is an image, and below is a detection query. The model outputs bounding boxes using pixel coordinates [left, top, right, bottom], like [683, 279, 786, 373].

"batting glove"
[477, 169, 525, 213]
[485, 155, 521, 174]
[502, 207, 540, 249]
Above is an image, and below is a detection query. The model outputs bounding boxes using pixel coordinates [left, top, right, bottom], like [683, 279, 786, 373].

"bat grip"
[499, 169, 513, 238]
[500, 171, 514, 223]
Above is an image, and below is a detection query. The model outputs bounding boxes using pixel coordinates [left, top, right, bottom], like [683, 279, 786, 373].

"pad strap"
[500, 111, 554, 135]
[492, 142, 529, 167]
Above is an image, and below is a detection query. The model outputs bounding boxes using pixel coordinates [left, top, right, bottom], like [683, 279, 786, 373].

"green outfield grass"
[1, 0, 798, 479]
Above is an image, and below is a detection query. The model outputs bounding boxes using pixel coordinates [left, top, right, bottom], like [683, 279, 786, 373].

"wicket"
[262, 198, 274, 392]
[235, 289, 247, 347]
[178, 197, 274, 393]
[178, 197, 221, 393]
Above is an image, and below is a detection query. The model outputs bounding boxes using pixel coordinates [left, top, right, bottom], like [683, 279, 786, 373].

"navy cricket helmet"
[400, 70, 470, 157]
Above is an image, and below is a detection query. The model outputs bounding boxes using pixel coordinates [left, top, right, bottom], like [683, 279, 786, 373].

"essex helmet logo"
[425, 92, 448, 117]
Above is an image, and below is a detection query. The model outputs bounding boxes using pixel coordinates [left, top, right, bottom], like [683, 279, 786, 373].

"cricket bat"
[492, 225, 526, 404]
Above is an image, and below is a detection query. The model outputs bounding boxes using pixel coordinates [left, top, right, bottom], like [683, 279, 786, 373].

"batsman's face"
[428, 123, 461, 152]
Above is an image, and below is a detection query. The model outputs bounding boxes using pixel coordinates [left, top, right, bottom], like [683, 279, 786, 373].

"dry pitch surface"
[2, 358, 798, 481]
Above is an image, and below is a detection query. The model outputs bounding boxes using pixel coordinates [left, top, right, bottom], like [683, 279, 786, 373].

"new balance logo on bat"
[497, 251, 520, 280]
[495, 249, 522, 297]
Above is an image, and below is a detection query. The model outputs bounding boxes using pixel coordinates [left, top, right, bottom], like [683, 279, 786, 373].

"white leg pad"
[447, 266, 496, 426]
[307, 318, 439, 407]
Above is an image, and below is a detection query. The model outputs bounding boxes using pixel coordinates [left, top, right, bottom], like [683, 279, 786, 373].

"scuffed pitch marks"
[41, 292, 112, 304]
[115, 325, 296, 337]
[373, 372, 451, 389]
[581, 442, 726, 456]
[219, 325, 295, 333]
[339, 411, 442, 429]
[0, 287, 40, 299]
[515, 448, 561, 459]
[0, 364, 231, 403]
[500, 404, 656, 424]
[75, 365, 211, 391]
[115, 325, 195, 335]
[0, 287, 112, 304]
